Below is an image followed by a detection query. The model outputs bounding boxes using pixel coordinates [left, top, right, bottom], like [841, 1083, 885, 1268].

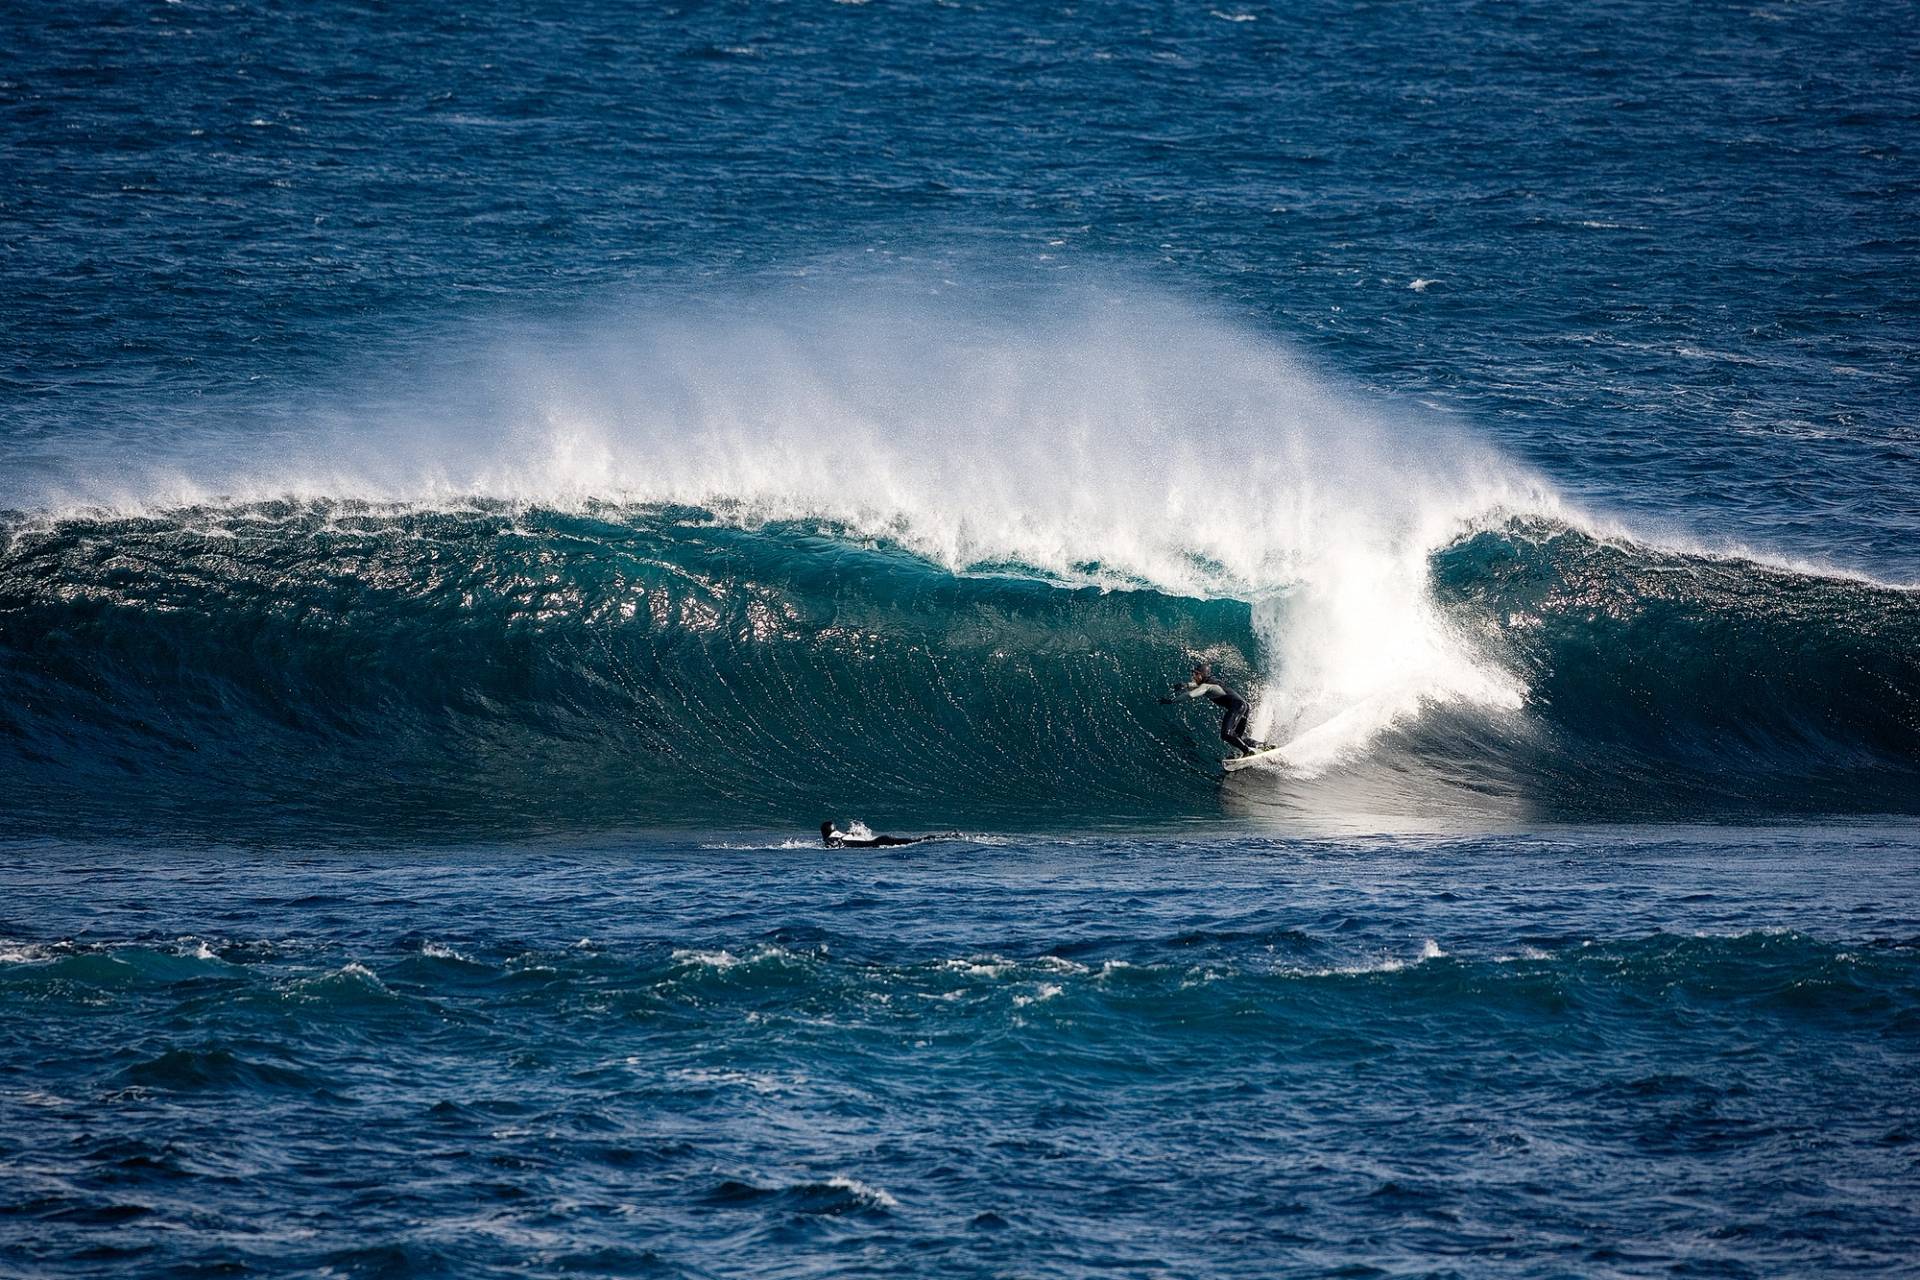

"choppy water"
[5, 832, 1920, 1278]
[3, 0, 1918, 1274]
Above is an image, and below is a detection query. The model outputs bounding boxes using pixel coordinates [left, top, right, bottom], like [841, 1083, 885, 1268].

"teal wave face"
[2, 503, 1917, 839]
[1426, 523, 1920, 817]
[0, 503, 1253, 837]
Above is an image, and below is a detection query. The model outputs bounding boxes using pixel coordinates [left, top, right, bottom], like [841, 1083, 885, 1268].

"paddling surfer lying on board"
[820, 820, 943, 849]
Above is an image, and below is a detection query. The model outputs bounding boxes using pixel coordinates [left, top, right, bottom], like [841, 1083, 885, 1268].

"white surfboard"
[1220, 742, 1290, 773]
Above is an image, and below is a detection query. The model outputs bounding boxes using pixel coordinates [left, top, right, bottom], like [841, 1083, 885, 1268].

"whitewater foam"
[817, 1175, 900, 1210]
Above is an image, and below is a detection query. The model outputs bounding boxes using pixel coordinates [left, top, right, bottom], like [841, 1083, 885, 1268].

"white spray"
[29, 279, 1561, 769]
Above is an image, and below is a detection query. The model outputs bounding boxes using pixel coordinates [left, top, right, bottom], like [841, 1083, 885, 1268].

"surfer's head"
[1192, 662, 1211, 681]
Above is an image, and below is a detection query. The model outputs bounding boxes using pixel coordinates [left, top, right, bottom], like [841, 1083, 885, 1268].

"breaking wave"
[1, 503, 1915, 838]
[1, 285, 1914, 836]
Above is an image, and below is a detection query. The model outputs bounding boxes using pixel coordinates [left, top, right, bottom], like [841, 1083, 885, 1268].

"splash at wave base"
[1, 501, 1915, 839]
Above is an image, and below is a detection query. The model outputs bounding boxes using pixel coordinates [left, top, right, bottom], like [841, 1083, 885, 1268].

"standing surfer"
[1161, 662, 1264, 756]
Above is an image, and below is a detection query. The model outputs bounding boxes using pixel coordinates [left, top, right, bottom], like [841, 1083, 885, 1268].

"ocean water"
[3, 0, 1918, 1275]
[3, 832, 1918, 1278]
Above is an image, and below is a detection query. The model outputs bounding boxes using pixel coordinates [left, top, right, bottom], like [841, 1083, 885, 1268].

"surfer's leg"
[1221, 703, 1256, 753]
[1232, 705, 1261, 753]
[1236, 706, 1262, 751]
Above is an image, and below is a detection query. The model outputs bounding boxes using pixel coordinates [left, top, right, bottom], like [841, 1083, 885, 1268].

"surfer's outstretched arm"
[1159, 680, 1207, 704]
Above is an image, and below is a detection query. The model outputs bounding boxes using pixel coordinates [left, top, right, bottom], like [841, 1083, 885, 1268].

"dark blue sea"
[3, 1, 1918, 1276]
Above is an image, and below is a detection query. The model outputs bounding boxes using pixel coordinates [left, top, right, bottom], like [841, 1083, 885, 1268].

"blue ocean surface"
[2, 0, 1918, 1275]
[1, 832, 1917, 1278]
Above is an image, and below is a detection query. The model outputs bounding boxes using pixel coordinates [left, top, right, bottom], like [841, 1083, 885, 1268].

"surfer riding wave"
[1161, 663, 1265, 757]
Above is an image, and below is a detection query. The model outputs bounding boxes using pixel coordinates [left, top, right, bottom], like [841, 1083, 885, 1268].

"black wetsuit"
[824, 832, 924, 849]
[1168, 677, 1260, 753]
[821, 822, 933, 849]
